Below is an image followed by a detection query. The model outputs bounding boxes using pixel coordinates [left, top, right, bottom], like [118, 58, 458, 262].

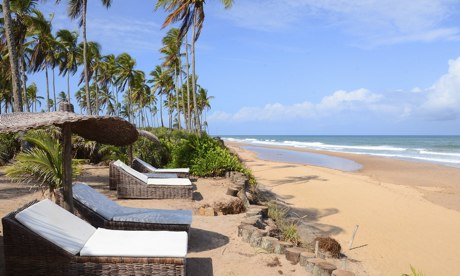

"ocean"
[222, 135, 460, 169]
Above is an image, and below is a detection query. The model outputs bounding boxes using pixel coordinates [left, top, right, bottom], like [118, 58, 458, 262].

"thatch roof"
[0, 111, 138, 146]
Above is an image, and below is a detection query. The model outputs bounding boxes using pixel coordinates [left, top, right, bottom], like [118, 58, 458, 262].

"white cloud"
[210, 56, 460, 123]
[208, 89, 382, 122]
[422, 57, 460, 120]
[87, 17, 163, 52]
[213, 0, 460, 45]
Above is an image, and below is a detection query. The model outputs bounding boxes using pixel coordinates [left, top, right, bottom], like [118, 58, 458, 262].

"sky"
[28, 0, 460, 135]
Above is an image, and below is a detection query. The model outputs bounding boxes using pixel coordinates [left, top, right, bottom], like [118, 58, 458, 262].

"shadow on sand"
[188, 228, 229, 253]
[186, 257, 213, 276]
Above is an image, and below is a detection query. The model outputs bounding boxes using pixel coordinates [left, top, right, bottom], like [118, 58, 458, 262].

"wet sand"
[227, 141, 460, 276]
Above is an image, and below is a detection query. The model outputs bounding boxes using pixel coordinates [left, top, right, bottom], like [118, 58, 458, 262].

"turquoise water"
[222, 135, 460, 169]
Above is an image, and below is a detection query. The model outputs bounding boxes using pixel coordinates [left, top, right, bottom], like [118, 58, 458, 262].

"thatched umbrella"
[0, 102, 138, 212]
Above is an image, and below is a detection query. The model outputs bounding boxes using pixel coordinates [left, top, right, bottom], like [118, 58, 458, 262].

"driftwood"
[299, 251, 316, 266]
[285, 247, 307, 264]
[260, 237, 278, 253]
[313, 262, 337, 276]
[332, 269, 355, 276]
[274, 240, 294, 254]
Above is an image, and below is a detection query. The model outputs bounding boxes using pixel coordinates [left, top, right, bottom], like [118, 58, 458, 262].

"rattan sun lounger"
[2, 199, 187, 276]
[56, 183, 192, 233]
[110, 160, 193, 199]
[132, 157, 190, 177]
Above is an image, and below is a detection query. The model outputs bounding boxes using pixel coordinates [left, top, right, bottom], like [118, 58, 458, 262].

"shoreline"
[229, 141, 460, 213]
[226, 141, 460, 275]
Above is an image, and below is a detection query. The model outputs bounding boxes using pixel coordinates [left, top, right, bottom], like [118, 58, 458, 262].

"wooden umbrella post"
[61, 123, 74, 212]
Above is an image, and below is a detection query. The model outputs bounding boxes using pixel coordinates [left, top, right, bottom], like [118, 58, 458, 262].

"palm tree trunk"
[45, 68, 50, 112]
[20, 57, 30, 112]
[82, 0, 91, 115]
[67, 73, 70, 102]
[191, 13, 200, 132]
[52, 68, 57, 111]
[175, 71, 181, 129]
[159, 93, 164, 127]
[185, 35, 191, 131]
[3, 0, 23, 112]
[95, 72, 99, 115]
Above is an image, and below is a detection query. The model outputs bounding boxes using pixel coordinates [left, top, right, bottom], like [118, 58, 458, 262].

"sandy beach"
[1, 143, 460, 275]
[226, 141, 460, 276]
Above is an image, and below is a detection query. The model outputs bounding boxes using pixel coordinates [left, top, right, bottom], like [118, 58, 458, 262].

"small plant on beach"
[5, 129, 80, 197]
[281, 222, 301, 246]
[267, 201, 289, 223]
[402, 266, 426, 276]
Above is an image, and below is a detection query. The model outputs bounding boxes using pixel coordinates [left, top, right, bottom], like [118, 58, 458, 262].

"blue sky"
[30, 0, 460, 135]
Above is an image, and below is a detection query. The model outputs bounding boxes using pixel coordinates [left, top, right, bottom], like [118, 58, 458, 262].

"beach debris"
[348, 225, 359, 250]
[285, 247, 308, 264]
[198, 206, 216, 216]
[314, 237, 342, 258]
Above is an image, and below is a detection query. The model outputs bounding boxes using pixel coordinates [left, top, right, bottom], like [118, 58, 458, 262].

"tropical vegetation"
[0, 0, 233, 133]
[5, 129, 80, 196]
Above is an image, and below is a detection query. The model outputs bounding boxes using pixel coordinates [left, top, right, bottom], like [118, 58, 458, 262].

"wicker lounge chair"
[110, 160, 193, 199]
[2, 199, 187, 276]
[132, 157, 190, 177]
[57, 183, 192, 232]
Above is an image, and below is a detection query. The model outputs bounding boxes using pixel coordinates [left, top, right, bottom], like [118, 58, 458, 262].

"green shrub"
[6, 129, 80, 195]
[0, 133, 20, 165]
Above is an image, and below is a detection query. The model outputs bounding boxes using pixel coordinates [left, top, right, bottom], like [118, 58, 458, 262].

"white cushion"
[15, 199, 96, 255]
[80, 228, 188, 257]
[134, 158, 190, 173]
[117, 160, 149, 183]
[154, 168, 190, 173]
[146, 178, 192, 186]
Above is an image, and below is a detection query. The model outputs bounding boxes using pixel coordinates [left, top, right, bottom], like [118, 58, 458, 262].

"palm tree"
[26, 82, 43, 112]
[160, 28, 183, 129]
[55, 29, 80, 103]
[5, 129, 80, 197]
[197, 85, 212, 131]
[78, 41, 101, 114]
[155, 0, 233, 132]
[57, 0, 112, 115]
[148, 65, 173, 128]
[98, 54, 118, 114]
[28, 9, 56, 112]
[115, 53, 143, 123]
[1, 0, 23, 112]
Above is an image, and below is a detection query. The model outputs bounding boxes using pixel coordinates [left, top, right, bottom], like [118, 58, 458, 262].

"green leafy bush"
[0, 133, 20, 165]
